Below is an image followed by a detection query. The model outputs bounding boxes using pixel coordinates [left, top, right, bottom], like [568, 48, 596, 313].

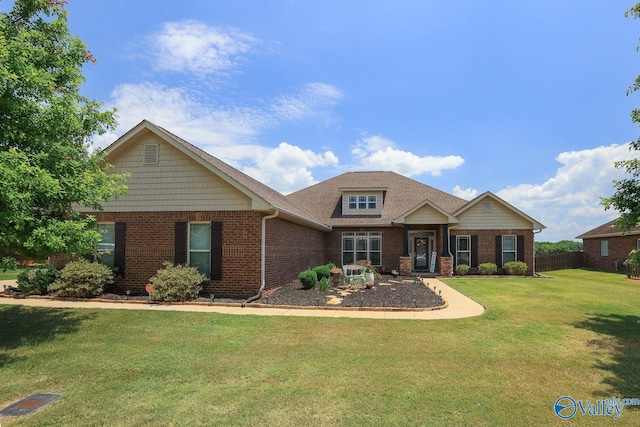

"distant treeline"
[534, 240, 583, 256]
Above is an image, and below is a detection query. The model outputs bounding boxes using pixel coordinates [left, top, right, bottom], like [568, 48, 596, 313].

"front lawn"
[0, 269, 20, 280]
[0, 269, 639, 426]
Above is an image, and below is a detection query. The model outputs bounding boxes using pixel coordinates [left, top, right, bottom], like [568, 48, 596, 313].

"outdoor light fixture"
[413, 298, 417, 308]
[265, 295, 269, 304]
[125, 290, 131, 299]
[210, 293, 215, 302]
[439, 290, 442, 296]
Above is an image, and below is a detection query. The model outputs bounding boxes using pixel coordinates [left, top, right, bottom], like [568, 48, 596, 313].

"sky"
[4, 0, 640, 242]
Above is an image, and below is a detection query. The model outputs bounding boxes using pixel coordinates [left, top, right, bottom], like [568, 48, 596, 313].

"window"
[97, 223, 115, 267]
[342, 232, 382, 266]
[637, 239, 640, 250]
[189, 223, 211, 278]
[345, 194, 379, 212]
[368, 195, 377, 209]
[601, 240, 609, 257]
[482, 200, 492, 213]
[456, 236, 471, 266]
[502, 235, 516, 264]
[348, 196, 357, 209]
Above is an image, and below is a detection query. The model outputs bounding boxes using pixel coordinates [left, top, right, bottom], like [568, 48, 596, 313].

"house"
[69, 120, 545, 297]
[576, 219, 640, 271]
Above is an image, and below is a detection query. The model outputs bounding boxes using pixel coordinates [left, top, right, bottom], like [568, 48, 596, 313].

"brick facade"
[450, 229, 535, 275]
[70, 211, 265, 298]
[264, 218, 326, 291]
[582, 235, 639, 271]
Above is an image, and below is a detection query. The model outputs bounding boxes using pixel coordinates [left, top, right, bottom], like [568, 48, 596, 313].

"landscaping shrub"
[455, 264, 470, 276]
[312, 265, 331, 280]
[149, 262, 204, 302]
[49, 259, 113, 297]
[478, 263, 497, 275]
[503, 261, 527, 276]
[325, 263, 337, 271]
[1, 256, 19, 272]
[17, 263, 59, 294]
[298, 269, 317, 289]
[318, 276, 331, 292]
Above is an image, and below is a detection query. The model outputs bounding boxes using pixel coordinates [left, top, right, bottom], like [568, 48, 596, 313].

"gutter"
[241, 209, 279, 307]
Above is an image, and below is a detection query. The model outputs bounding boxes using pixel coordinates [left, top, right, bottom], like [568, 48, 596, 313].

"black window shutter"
[495, 235, 503, 267]
[449, 235, 456, 265]
[517, 235, 525, 262]
[175, 222, 187, 265]
[114, 222, 126, 275]
[210, 222, 223, 280]
[471, 236, 478, 267]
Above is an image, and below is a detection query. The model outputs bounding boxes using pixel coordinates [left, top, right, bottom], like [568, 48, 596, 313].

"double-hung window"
[456, 236, 471, 266]
[342, 232, 381, 266]
[502, 235, 517, 264]
[97, 223, 115, 267]
[189, 223, 211, 278]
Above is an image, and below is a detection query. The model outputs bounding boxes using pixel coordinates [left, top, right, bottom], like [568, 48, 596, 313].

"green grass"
[1, 269, 639, 426]
[0, 269, 20, 280]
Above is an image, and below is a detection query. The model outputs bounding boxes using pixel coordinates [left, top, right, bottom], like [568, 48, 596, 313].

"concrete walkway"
[0, 278, 484, 320]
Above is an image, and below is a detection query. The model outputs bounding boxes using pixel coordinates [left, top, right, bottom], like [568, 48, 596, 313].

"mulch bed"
[1, 277, 445, 310]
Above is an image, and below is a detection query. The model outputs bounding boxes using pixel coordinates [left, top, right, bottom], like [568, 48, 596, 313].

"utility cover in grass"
[0, 393, 61, 417]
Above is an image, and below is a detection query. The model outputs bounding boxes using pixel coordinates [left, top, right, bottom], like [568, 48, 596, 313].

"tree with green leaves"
[601, 3, 640, 230]
[0, 0, 127, 260]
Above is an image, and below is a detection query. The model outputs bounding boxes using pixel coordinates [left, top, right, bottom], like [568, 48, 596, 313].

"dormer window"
[348, 195, 377, 211]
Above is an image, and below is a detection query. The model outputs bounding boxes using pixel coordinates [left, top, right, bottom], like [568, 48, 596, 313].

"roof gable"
[103, 120, 330, 231]
[455, 192, 545, 230]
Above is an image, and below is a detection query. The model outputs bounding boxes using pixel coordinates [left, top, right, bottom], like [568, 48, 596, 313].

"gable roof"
[455, 192, 546, 230]
[286, 171, 469, 226]
[576, 218, 640, 239]
[105, 120, 331, 231]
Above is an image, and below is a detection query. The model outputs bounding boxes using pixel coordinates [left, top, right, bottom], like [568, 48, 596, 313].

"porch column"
[402, 225, 409, 257]
[442, 224, 449, 256]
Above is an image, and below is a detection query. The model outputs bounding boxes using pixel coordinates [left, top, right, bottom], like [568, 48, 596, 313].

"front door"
[414, 237, 429, 270]
[412, 234, 436, 272]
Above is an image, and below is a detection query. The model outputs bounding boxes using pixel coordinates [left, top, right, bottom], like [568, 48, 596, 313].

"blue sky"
[5, 0, 640, 241]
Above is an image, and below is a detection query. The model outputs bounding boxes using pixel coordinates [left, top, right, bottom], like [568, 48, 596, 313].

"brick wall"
[583, 236, 638, 271]
[451, 229, 535, 275]
[78, 211, 264, 298]
[264, 218, 326, 290]
[325, 226, 403, 273]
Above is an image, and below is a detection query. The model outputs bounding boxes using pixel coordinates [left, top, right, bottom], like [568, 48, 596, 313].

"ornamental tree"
[602, 3, 640, 230]
[0, 0, 127, 260]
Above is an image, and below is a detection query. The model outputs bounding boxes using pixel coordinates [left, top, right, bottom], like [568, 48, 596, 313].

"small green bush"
[17, 264, 59, 294]
[455, 264, 470, 276]
[149, 262, 205, 302]
[312, 265, 331, 280]
[325, 263, 337, 271]
[318, 276, 331, 292]
[298, 269, 317, 289]
[49, 259, 113, 297]
[478, 263, 497, 275]
[1, 256, 19, 272]
[504, 261, 527, 276]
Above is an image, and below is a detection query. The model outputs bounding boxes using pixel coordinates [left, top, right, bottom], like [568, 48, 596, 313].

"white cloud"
[452, 185, 478, 200]
[272, 82, 344, 123]
[350, 134, 464, 176]
[148, 21, 258, 75]
[496, 143, 636, 241]
[240, 142, 339, 194]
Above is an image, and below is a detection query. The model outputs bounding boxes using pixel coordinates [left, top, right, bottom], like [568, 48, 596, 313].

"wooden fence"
[535, 251, 584, 272]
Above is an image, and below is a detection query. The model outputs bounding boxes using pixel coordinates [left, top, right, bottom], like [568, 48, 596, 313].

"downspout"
[533, 228, 543, 276]
[242, 209, 279, 307]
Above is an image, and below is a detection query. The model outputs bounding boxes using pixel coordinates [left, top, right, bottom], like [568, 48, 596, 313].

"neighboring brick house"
[576, 219, 640, 271]
[70, 120, 545, 297]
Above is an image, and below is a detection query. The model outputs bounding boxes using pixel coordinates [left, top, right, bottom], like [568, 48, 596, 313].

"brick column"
[400, 256, 411, 276]
[440, 256, 453, 276]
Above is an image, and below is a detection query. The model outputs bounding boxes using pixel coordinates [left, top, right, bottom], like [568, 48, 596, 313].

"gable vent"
[143, 144, 158, 165]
